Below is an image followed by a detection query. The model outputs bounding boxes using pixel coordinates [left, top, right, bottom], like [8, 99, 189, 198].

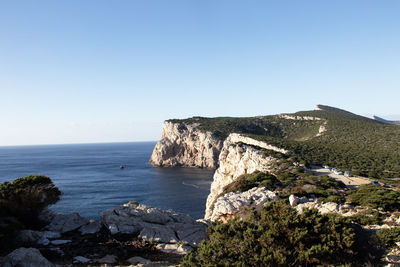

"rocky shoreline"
[1, 202, 208, 266]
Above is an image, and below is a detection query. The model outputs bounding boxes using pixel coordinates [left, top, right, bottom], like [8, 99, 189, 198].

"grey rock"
[289, 194, 299, 207]
[209, 187, 280, 222]
[101, 202, 207, 248]
[73, 256, 91, 263]
[94, 254, 118, 264]
[108, 223, 119, 235]
[173, 223, 207, 247]
[196, 219, 211, 226]
[17, 230, 61, 246]
[127, 256, 151, 264]
[142, 208, 172, 224]
[156, 243, 193, 255]
[46, 212, 89, 233]
[2, 247, 55, 267]
[139, 225, 178, 243]
[39, 209, 57, 224]
[51, 239, 72, 245]
[79, 220, 101, 235]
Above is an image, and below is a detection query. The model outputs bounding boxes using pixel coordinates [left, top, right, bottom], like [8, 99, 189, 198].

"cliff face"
[149, 121, 224, 168]
[204, 134, 285, 220]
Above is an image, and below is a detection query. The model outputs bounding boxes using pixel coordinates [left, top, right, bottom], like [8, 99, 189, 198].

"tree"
[0, 175, 61, 227]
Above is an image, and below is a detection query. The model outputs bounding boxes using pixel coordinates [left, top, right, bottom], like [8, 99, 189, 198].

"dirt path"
[310, 166, 371, 188]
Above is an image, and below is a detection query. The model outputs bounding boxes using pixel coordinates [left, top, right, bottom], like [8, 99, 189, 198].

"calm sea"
[0, 142, 214, 220]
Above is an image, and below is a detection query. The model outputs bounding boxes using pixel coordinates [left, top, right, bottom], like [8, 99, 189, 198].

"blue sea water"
[0, 142, 214, 220]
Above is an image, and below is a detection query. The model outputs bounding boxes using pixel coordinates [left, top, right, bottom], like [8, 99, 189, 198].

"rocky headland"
[149, 121, 224, 168]
[147, 109, 400, 265]
[4, 106, 400, 266]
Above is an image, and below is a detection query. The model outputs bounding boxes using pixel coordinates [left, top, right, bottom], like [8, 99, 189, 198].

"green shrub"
[0, 175, 61, 227]
[376, 227, 400, 247]
[222, 171, 281, 195]
[347, 184, 400, 211]
[346, 210, 383, 226]
[182, 201, 367, 266]
[319, 194, 346, 204]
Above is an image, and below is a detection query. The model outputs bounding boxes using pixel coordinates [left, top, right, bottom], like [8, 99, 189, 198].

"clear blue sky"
[1, 1, 399, 146]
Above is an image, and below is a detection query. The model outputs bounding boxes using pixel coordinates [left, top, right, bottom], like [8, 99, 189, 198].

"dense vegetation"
[182, 201, 379, 266]
[215, 169, 346, 204]
[346, 184, 400, 212]
[0, 175, 61, 225]
[170, 105, 400, 179]
[376, 227, 400, 248]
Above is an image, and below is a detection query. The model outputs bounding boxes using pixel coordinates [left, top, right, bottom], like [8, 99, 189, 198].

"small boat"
[120, 165, 125, 169]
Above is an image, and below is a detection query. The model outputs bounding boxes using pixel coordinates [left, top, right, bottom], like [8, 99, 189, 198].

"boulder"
[51, 239, 71, 245]
[2, 248, 55, 267]
[296, 201, 356, 216]
[173, 223, 207, 247]
[156, 243, 193, 255]
[95, 254, 118, 264]
[101, 202, 207, 249]
[17, 230, 61, 246]
[79, 220, 101, 235]
[289, 194, 299, 207]
[127, 256, 151, 265]
[46, 212, 89, 233]
[139, 225, 178, 244]
[74, 256, 91, 263]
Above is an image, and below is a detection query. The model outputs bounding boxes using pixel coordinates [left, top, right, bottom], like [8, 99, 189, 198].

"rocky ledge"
[1, 202, 208, 266]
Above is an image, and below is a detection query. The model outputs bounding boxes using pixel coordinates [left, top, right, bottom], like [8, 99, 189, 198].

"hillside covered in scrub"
[166, 105, 400, 180]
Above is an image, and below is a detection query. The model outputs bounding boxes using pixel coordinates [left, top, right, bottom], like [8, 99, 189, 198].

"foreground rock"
[205, 134, 283, 219]
[17, 230, 61, 246]
[45, 212, 89, 233]
[149, 121, 224, 168]
[2, 248, 55, 267]
[102, 201, 207, 251]
[209, 187, 280, 222]
[1, 202, 205, 266]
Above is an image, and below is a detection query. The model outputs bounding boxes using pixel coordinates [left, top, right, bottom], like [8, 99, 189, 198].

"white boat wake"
[182, 181, 200, 188]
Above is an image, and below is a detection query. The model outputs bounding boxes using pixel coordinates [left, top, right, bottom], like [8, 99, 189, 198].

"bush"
[0, 175, 61, 227]
[222, 171, 281, 194]
[347, 184, 400, 211]
[346, 210, 383, 226]
[182, 201, 367, 266]
[376, 227, 400, 248]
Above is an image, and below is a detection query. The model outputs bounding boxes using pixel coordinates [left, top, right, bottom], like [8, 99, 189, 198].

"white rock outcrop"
[205, 134, 282, 219]
[150, 121, 224, 168]
[102, 201, 207, 250]
[295, 201, 357, 216]
[209, 187, 280, 222]
[278, 114, 322, 121]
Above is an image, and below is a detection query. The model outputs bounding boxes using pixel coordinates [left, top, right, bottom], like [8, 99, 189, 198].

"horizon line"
[0, 140, 158, 148]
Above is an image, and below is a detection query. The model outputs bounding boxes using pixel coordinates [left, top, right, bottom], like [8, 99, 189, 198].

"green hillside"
[169, 105, 400, 179]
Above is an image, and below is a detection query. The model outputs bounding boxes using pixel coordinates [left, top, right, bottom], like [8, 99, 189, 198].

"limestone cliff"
[204, 134, 286, 220]
[149, 121, 224, 168]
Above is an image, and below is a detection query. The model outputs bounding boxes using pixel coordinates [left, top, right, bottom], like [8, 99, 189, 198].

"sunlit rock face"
[149, 121, 224, 168]
[204, 134, 283, 220]
[208, 187, 280, 223]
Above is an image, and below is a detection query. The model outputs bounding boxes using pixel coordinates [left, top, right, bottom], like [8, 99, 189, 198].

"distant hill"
[372, 115, 400, 125]
[169, 105, 400, 179]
